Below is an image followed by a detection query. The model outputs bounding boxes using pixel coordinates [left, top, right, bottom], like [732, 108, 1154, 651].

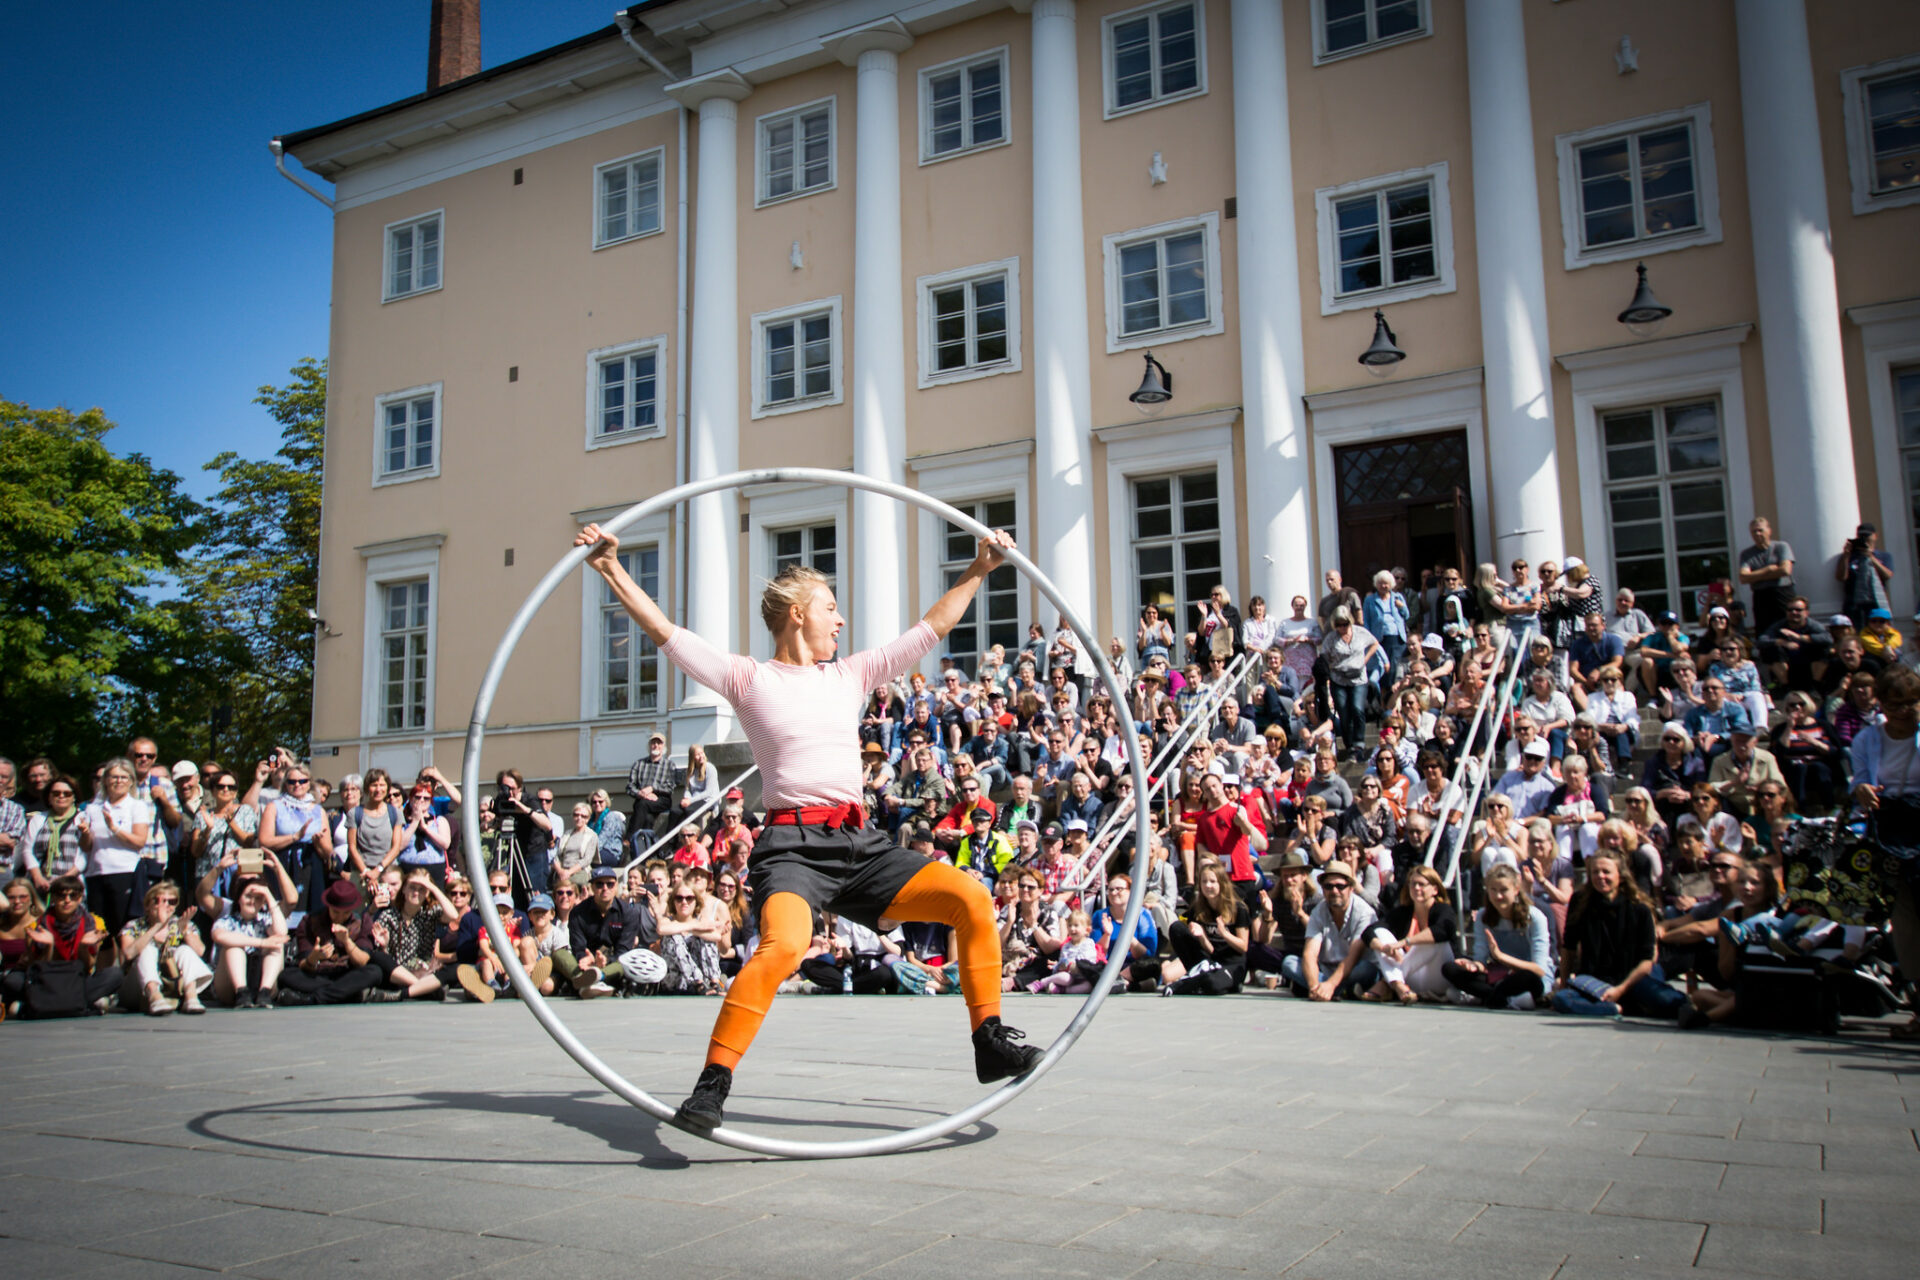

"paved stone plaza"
[2, 995, 1915, 1279]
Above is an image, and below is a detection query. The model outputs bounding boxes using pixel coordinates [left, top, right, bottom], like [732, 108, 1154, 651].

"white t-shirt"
[83, 797, 148, 876]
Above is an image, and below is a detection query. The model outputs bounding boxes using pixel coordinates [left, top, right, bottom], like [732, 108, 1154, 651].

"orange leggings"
[705, 860, 1002, 1070]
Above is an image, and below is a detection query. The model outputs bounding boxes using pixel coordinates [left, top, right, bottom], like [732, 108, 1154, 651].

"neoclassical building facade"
[279, 0, 1920, 789]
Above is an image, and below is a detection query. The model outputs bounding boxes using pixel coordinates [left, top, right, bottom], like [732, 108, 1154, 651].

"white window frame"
[357, 535, 443, 740]
[1313, 161, 1455, 316]
[1852, 299, 1920, 612]
[755, 97, 837, 207]
[1841, 52, 1920, 216]
[1098, 411, 1241, 646]
[1554, 102, 1722, 271]
[1101, 212, 1225, 353]
[750, 296, 844, 419]
[584, 336, 669, 451]
[372, 382, 443, 488]
[908, 441, 1034, 681]
[382, 209, 444, 302]
[576, 506, 671, 728]
[1101, 0, 1208, 120]
[743, 483, 849, 662]
[600, 544, 665, 717]
[1557, 324, 1758, 622]
[593, 146, 666, 249]
[915, 258, 1023, 388]
[1309, 0, 1432, 66]
[918, 46, 1012, 165]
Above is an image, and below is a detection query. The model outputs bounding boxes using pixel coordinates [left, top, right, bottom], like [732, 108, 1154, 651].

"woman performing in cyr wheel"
[576, 521, 1044, 1133]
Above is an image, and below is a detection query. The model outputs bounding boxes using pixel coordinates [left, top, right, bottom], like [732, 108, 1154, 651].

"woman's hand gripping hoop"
[460, 468, 1153, 1158]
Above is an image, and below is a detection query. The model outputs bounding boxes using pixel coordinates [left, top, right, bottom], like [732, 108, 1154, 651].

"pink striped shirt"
[661, 621, 939, 811]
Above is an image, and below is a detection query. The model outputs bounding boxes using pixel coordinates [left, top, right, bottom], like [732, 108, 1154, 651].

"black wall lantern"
[1129, 350, 1173, 414]
[1358, 309, 1405, 378]
[1617, 261, 1672, 338]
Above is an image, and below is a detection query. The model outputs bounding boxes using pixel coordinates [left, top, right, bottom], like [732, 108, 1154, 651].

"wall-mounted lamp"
[1357, 309, 1405, 378]
[1617, 261, 1672, 338]
[1129, 350, 1173, 414]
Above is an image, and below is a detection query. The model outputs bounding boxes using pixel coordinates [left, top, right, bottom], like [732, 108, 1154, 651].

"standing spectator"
[1738, 517, 1796, 635]
[1847, 664, 1920, 1041]
[625, 732, 677, 842]
[1240, 596, 1279, 660]
[344, 769, 401, 882]
[75, 758, 149, 934]
[1136, 603, 1175, 666]
[1836, 522, 1894, 630]
[1567, 612, 1627, 711]
[21, 776, 86, 901]
[388, 784, 453, 886]
[1317, 570, 1362, 631]
[1363, 571, 1411, 681]
[258, 764, 333, 911]
[1320, 608, 1382, 763]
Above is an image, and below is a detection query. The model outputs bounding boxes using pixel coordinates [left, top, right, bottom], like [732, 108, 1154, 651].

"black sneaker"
[255, 992, 278, 1010]
[234, 990, 257, 1011]
[673, 1063, 733, 1134]
[972, 1016, 1043, 1084]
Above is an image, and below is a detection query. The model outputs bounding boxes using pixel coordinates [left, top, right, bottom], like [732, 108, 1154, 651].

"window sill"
[592, 226, 667, 252]
[1311, 29, 1432, 67]
[750, 391, 843, 421]
[1107, 317, 1223, 356]
[1102, 86, 1207, 122]
[372, 465, 440, 490]
[754, 183, 836, 210]
[918, 358, 1021, 391]
[1567, 226, 1720, 272]
[918, 136, 1014, 168]
[381, 282, 444, 305]
[1323, 275, 1453, 317]
[586, 427, 667, 453]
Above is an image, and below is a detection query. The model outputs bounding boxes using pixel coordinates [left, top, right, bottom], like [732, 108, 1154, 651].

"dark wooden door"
[1450, 485, 1473, 573]
[1339, 506, 1406, 589]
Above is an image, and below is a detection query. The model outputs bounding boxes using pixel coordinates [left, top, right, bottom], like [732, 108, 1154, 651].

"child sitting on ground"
[1028, 909, 1100, 994]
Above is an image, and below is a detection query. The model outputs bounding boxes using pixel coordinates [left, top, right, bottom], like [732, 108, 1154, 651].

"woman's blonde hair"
[760, 564, 831, 634]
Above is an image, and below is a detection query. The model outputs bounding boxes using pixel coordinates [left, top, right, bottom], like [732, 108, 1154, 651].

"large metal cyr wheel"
[460, 467, 1153, 1158]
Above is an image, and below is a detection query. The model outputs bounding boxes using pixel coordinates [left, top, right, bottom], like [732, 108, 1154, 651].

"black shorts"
[747, 822, 934, 931]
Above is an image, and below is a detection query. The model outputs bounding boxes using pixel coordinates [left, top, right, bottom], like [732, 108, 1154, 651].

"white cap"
[1064, 817, 1089, 833]
[1708, 605, 1730, 619]
[1522, 739, 1551, 758]
[1221, 773, 1241, 785]
[1830, 614, 1852, 627]
[1422, 633, 1444, 650]
[1563, 556, 1584, 570]
[1661, 720, 1691, 739]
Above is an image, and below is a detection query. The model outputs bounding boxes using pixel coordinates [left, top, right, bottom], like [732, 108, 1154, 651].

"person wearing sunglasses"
[22, 874, 125, 1014]
[257, 765, 333, 912]
[21, 776, 86, 905]
[117, 879, 209, 1015]
[74, 757, 150, 934]
[1319, 607, 1383, 765]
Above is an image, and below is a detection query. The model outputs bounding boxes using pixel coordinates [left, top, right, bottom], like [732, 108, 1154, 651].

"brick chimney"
[428, 0, 481, 90]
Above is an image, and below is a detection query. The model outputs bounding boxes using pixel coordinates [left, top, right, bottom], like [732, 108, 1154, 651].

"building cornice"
[356, 533, 447, 558]
[907, 438, 1034, 473]
[1847, 297, 1920, 331]
[1554, 324, 1752, 374]
[1094, 407, 1241, 445]
[1303, 368, 1482, 414]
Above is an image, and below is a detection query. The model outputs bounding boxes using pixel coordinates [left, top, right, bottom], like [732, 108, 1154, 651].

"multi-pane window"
[931, 273, 1010, 374]
[1333, 180, 1436, 297]
[1132, 471, 1221, 635]
[1576, 123, 1699, 251]
[381, 580, 430, 733]
[1108, 2, 1201, 113]
[379, 392, 437, 480]
[760, 102, 833, 203]
[1117, 227, 1209, 337]
[602, 547, 660, 715]
[764, 311, 834, 407]
[1602, 399, 1731, 623]
[1863, 69, 1920, 197]
[773, 524, 836, 590]
[596, 349, 659, 439]
[1320, 0, 1426, 59]
[385, 213, 441, 300]
[596, 152, 662, 247]
[942, 498, 1019, 674]
[924, 54, 1005, 159]
[1897, 369, 1920, 572]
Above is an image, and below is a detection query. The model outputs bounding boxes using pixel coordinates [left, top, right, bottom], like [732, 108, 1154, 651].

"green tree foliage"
[174, 358, 327, 766]
[0, 401, 201, 764]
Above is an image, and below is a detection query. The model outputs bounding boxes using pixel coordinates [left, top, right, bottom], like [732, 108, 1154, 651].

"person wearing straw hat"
[1281, 859, 1377, 1001]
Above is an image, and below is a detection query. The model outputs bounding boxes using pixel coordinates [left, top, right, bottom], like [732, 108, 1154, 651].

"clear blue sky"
[1, 2, 621, 501]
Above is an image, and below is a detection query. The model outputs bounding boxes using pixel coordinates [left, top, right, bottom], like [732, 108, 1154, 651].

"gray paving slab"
[1, 995, 1916, 1278]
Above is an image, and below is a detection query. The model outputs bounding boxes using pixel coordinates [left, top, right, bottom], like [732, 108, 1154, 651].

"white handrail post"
[618, 764, 761, 874]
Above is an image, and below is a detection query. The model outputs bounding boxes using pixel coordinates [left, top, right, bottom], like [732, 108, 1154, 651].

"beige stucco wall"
[304, 0, 1920, 788]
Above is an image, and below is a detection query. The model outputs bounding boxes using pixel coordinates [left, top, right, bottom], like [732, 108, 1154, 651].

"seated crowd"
[2, 530, 1914, 1036]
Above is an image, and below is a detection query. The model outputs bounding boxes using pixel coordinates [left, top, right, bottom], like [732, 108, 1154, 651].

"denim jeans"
[1330, 682, 1368, 753]
[1280, 950, 1379, 996]
[1551, 964, 1687, 1019]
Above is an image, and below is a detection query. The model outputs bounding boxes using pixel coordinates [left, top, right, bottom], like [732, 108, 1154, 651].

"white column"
[667, 70, 751, 738]
[1736, 0, 1859, 602]
[1029, 0, 1096, 627]
[1465, 0, 1564, 566]
[827, 20, 915, 651]
[1230, 0, 1313, 606]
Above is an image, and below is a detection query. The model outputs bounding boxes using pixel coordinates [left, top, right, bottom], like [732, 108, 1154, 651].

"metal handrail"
[1423, 631, 1525, 895]
[1064, 646, 1264, 891]
[617, 763, 760, 873]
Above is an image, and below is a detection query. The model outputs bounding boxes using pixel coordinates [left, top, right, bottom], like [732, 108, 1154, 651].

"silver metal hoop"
[460, 467, 1153, 1158]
